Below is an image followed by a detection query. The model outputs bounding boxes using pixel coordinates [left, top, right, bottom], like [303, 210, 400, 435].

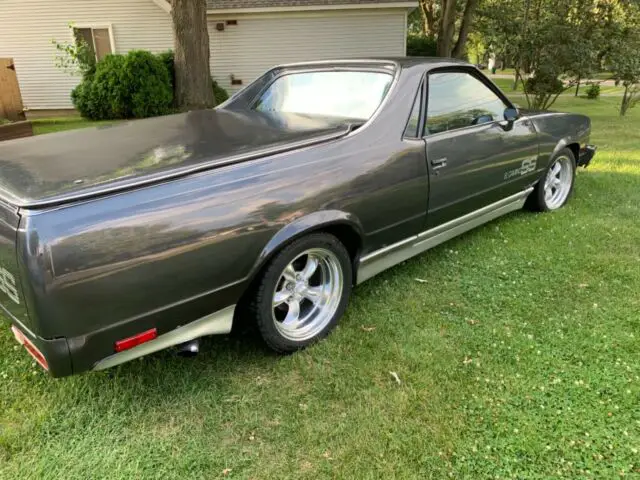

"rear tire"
[527, 148, 576, 212]
[248, 233, 352, 353]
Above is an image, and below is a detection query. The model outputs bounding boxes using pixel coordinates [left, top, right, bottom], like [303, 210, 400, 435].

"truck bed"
[0, 109, 349, 208]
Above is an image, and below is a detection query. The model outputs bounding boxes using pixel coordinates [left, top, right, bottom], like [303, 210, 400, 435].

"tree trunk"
[513, 69, 520, 91]
[436, 0, 457, 56]
[574, 78, 580, 97]
[620, 85, 629, 116]
[418, 0, 437, 36]
[171, 0, 215, 110]
[452, 0, 479, 59]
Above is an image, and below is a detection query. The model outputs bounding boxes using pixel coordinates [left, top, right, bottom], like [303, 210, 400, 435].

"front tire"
[528, 148, 576, 211]
[249, 233, 352, 353]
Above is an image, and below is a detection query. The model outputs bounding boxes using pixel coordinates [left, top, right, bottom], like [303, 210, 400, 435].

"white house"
[0, 0, 416, 114]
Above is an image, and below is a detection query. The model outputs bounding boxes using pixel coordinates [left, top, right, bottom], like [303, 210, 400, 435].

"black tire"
[526, 147, 577, 212]
[248, 233, 352, 353]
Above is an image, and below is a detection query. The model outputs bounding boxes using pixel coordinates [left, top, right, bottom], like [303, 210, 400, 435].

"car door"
[423, 69, 539, 228]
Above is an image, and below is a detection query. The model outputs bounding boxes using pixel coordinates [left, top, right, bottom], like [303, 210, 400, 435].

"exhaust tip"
[176, 339, 200, 358]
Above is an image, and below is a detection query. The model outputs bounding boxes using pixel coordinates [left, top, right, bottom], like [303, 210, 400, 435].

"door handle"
[431, 157, 448, 169]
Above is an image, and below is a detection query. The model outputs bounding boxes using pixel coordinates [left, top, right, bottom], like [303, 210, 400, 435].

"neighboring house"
[0, 0, 416, 114]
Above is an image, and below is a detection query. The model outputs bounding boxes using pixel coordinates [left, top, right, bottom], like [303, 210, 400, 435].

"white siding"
[208, 9, 407, 92]
[0, 2, 408, 110]
[0, 0, 173, 110]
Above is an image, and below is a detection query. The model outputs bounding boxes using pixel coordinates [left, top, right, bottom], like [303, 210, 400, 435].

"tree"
[477, 0, 627, 110]
[417, 0, 438, 35]
[414, 0, 480, 58]
[600, 1, 640, 115]
[171, 0, 215, 110]
[608, 28, 640, 115]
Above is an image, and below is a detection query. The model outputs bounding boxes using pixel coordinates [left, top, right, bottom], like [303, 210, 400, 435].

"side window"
[403, 86, 422, 137]
[425, 72, 507, 135]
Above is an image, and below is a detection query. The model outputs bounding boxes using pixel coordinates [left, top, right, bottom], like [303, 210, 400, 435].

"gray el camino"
[0, 58, 596, 377]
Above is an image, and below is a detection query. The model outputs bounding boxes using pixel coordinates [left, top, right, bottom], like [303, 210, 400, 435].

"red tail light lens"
[11, 326, 49, 371]
[114, 328, 157, 353]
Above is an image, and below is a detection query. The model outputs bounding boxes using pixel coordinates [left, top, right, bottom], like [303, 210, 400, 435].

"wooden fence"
[0, 58, 26, 121]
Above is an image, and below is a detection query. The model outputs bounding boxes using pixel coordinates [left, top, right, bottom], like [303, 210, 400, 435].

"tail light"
[114, 328, 157, 353]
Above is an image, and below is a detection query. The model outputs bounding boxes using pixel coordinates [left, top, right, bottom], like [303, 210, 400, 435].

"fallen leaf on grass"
[414, 278, 428, 283]
[578, 283, 589, 288]
[463, 356, 473, 365]
[389, 371, 401, 385]
[222, 468, 232, 476]
[467, 319, 479, 325]
[361, 325, 376, 332]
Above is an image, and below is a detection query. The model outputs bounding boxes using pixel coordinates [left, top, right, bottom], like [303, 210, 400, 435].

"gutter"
[151, 0, 418, 15]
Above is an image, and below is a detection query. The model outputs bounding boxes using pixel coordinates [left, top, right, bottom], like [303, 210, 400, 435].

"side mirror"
[504, 107, 520, 122]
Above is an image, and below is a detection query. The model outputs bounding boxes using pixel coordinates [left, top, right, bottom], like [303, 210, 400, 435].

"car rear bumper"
[7, 321, 73, 377]
[578, 144, 597, 167]
[6, 303, 235, 378]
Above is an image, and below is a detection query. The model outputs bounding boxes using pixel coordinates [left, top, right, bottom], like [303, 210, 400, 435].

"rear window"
[253, 70, 393, 121]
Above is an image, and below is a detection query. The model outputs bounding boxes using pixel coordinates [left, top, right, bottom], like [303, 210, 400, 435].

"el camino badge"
[505, 157, 537, 180]
[0, 266, 19, 305]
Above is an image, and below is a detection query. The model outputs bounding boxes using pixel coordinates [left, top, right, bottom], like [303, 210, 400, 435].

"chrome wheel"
[543, 156, 573, 210]
[271, 248, 344, 342]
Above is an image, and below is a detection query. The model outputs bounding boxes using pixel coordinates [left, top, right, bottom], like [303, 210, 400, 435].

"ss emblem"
[0, 267, 20, 305]
[521, 158, 537, 174]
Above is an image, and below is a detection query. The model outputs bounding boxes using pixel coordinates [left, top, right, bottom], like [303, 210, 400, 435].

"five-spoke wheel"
[543, 155, 573, 210]
[528, 148, 576, 212]
[272, 248, 343, 342]
[248, 233, 352, 352]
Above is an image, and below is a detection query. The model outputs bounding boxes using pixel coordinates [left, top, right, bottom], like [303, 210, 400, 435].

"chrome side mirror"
[504, 107, 520, 122]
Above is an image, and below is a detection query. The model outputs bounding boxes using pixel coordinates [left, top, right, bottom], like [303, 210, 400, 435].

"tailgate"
[0, 199, 29, 329]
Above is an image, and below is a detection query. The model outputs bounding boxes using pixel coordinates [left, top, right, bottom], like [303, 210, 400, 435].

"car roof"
[276, 57, 471, 71]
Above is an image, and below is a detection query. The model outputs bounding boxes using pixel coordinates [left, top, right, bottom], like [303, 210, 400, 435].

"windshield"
[253, 70, 394, 121]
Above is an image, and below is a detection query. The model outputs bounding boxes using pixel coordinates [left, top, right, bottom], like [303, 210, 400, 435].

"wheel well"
[319, 223, 362, 263]
[566, 143, 580, 162]
[246, 222, 363, 293]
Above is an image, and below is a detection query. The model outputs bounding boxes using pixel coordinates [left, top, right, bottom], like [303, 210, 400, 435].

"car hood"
[0, 109, 349, 208]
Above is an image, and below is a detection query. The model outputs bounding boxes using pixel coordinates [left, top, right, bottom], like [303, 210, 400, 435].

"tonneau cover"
[0, 109, 349, 208]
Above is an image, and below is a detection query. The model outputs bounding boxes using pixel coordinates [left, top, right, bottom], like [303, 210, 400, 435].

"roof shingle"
[207, 0, 412, 10]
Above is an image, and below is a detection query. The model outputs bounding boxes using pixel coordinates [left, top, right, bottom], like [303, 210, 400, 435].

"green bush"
[524, 73, 565, 110]
[212, 79, 229, 104]
[406, 35, 437, 57]
[585, 83, 601, 99]
[72, 50, 173, 120]
[123, 51, 173, 118]
[524, 74, 564, 96]
[72, 49, 229, 118]
[157, 51, 175, 89]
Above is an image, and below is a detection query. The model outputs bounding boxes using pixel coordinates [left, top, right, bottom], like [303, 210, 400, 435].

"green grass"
[1, 97, 639, 479]
[30, 116, 115, 135]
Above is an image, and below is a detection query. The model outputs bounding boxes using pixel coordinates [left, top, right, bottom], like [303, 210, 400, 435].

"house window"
[74, 27, 113, 61]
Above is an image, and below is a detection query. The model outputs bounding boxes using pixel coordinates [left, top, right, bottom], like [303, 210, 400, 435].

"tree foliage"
[52, 24, 96, 78]
[476, 0, 640, 110]
[604, 3, 640, 115]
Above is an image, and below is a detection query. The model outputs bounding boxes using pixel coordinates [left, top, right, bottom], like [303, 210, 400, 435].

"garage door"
[208, 9, 407, 92]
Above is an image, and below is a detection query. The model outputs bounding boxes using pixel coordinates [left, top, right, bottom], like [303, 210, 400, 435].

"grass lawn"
[492, 77, 625, 97]
[1, 97, 639, 479]
[30, 116, 115, 135]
